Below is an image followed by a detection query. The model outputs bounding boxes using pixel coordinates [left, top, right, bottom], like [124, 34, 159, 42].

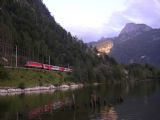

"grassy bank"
[0, 68, 72, 88]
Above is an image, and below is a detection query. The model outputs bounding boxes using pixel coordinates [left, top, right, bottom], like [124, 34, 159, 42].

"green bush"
[0, 64, 9, 80]
[39, 81, 43, 86]
[18, 82, 26, 89]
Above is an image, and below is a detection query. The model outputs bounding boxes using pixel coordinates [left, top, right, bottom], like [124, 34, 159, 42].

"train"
[25, 61, 72, 72]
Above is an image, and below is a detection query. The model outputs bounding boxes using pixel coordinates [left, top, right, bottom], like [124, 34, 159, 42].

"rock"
[59, 84, 70, 88]
[0, 89, 8, 93]
[39, 86, 50, 90]
[49, 85, 56, 89]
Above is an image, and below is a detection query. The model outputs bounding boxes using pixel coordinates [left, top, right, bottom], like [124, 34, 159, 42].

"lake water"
[0, 81, 160, 120]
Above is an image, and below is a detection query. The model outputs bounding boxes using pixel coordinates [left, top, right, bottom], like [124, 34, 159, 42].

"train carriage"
[25, 61, 43, 69]
[25, 61, 72, 72]
[42, 64, 53, 70]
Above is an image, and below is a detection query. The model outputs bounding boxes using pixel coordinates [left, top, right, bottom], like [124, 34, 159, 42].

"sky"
[43, 0, 160, 42]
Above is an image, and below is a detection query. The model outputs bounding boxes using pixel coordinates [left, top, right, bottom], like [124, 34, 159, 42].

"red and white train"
[25, 61, 72, 72]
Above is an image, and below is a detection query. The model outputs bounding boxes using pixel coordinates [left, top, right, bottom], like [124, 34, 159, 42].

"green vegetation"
[0, 64, 9, 80]
[0, 0, 160, 88]
[0, 0, 126, 85]
[0, 68, 72, 87]
[125, 63, 160, 82]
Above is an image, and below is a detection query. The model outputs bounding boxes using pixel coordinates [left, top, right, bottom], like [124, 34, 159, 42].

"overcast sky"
[43, 0, 160, 42]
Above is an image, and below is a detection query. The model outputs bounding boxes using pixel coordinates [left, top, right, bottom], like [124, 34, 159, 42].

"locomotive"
[25, 61, 72, 72]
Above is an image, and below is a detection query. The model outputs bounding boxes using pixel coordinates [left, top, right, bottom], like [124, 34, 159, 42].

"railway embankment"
[0, 67, 80, 94]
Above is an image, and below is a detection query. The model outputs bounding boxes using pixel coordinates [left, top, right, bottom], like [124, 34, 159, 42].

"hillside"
[1, 0, 159, 86]
[0, 0, 127, 83]
[0, 0, 88, 67]
[90, 23, 160, 67]
[110, 29, 160, 67]
[118, 23, 152, 42]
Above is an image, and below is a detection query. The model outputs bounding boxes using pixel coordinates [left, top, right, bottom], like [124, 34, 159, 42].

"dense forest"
[0, 0, 160, 84]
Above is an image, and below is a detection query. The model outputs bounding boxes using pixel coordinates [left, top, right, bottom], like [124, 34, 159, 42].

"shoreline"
[0, 83, 84, 96]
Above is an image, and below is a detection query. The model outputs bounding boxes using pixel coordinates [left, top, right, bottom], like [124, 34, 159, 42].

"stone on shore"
[59, 84, 70, 88]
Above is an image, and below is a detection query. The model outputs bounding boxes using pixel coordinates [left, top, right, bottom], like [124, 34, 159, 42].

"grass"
[0, 68, 72, 88]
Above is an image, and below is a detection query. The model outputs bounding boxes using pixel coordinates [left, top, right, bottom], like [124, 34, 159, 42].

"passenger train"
[25, 61, 72, 72]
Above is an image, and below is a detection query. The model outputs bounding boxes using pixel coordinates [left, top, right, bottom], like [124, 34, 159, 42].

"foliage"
[18, 82, 25, 89]
[126, 64, 158, 81]
[0, 0, 121, 83]
[0, 0, 159, 85]
[0, 64, 9, 80]
[0, 68, 71, 87]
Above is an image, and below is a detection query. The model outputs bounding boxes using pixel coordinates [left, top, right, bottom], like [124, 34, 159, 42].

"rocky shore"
[0, 83, 83, 96]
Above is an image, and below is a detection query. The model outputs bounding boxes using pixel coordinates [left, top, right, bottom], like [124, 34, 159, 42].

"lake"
[0, 81, 160, 120]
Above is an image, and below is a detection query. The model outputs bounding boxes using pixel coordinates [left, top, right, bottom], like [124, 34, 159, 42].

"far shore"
[0, 83, 84, 96]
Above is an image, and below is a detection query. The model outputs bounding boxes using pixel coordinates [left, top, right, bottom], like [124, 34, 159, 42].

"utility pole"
[49, 56, 50, 65]
[16, 45, 17, 67]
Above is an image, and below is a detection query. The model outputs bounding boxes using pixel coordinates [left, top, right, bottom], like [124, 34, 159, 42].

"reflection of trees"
[28, 102, 53, 120]
[28, 97, 74, 120]
[101, 106, 118, 120]
[104, 80, 160, 99]
[128, 81, 160, 97]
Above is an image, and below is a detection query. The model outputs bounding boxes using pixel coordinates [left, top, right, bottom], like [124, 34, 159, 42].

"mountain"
[0, 0, 127, 83]
[90, 23, 160, 67]
[110, 29, 160, 67]
[89, 37, 114, 55]
[120, 23, 152, 35]
[118, 23, 152, 42]
[0, 0, 91, 67]
[96, 40, 113, 54]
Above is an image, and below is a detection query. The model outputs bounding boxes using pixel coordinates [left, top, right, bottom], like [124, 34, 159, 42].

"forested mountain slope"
[0, 0, 89, 66]
[0, 0, 125, 83]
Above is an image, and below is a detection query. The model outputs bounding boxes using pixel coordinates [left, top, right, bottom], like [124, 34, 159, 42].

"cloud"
[125, 0, 160, 26]
[43, 0, 160, 42]
[106, 0, 160, 32]
[92, 0, 160, 42]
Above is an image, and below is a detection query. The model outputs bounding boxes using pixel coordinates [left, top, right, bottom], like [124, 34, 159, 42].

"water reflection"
[101, 105, 118, 120]
[0, 89, 56, 96]
[0, 81, 160, 120]
[29, 102, 53, 119]
[28, 94, 78, 120]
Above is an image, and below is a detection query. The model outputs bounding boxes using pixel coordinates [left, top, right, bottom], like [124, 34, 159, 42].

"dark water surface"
[1, 81, 160, 120]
